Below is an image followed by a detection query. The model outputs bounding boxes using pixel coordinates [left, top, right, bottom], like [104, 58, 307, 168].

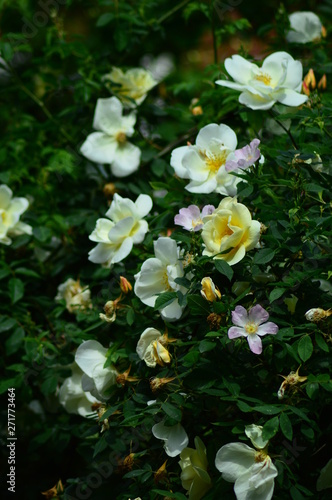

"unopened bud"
[103, 182, 117, 197]
[119, 276, 132, 294]
[201, 277, 221, 302]
[318, 74, 327, 91]
[302, 81, 310, 96]
[321, 25, 327, 38]
[304, 68, 316, 90]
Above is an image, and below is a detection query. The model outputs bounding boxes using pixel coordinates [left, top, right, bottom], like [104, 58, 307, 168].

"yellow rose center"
[201, 150, 229, 173]
[255, 450, 268, 463]
[162, 271, 172, 291]
[116, 132, 127, 144]
[254, 72, 272, 86]
[0, 210, 8, 224]
[245, 322, 258, 335]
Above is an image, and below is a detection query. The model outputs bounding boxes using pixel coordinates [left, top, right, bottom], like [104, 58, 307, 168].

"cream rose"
[201, 197, 261, 265]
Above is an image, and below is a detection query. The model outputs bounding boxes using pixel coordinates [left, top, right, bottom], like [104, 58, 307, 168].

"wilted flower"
[200, 277, 221, 302]
[179, 437, 212, 500]
[171, 123, 241, 195]
[0, 184, 32, 245]
[41, 479, 64, 499]
[152, 421, 189, 457]
[216, 52, 308, 110]
[136, 328, 172, 368]
[286, 11, 324, 44]
[150, 376, 176, 392]
[154, 460, 168, 484]
[201, 197, 261, 266]
[99, 300, 118, 323]
[305, 308, 332, 322]
[174, 204, 215, 231]
[228, 304, 279, 354]
[75, 340, 118, 400]
[102, 67, 157, 107]
[55, 278, 92, 313]
[215, 424, 278, 500]
[277, 367, 307, 399]
[80, 96, 141, 177]
[317, 458, 332, 491]
[225, 139, 261, 172]
[88, 193, 152, 267]
[58, 365, 101, 417]
[134, 237, 190, 321]
[116, 366, 139, 387]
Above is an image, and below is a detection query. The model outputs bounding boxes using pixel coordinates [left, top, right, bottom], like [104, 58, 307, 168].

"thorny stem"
[268, 110, 298, 150]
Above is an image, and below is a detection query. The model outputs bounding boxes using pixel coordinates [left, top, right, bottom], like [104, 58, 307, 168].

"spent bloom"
[75, 340, 118, 400]
[58, 365, 101, 418]
[201, 277, 221, 302]
[80, 96, 141, 177]
[152, 421, 189, 457]
[0, 184, 32, 245]
[201, 197, 261, 266]
[305, 307, 332, 322]
[286, 12, 324, 44]
[102, 66, 157, 108]
[134, 237, 190, 321]
[215, 424, 278, 500]
[174, 204, 215, 231]
[277, 367, 307, 399]
[171, 123, 241, 195]
[136, 328, 172, 368]
[88, 193, 152, 267]
[179, 437, 212, 500]
[55, 278, 92, 313]
[216, 51, 308, 110]
[225, 139, 261, 172]
[228, 304, 279, 354]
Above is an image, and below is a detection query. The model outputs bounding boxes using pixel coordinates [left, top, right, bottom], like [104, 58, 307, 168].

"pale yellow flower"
[55, 278, 92, 313]
[179, 437, 212, 500]
[201, 197, 261, 265]
[103, 67, 157, 107]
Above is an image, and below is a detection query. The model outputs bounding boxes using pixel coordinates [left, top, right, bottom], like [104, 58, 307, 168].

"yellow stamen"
[116, 131, 127, 144]
[255, 450, 268, 463]
[245, 322, 258, 335]
[200, 150, 228, 173]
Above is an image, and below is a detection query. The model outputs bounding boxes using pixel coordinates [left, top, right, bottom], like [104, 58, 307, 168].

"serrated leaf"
[5, 327, 25, 356]
[237, 400, 252, 413]
[253, 248, 276, 265]
[253, 405, 281, 415]
[262, 416, 279, 440]
[96, 12, 114, 27]
[199, 340, 215, 353]
[315, 332, 329, 352]
[187, 295, 210, 315]
[269, 288, 285, 303]
[298, 335, 313, 362]
[280, 413, 293, 441]
[154, 292, 177, 311]
[9, 278, 25, 304]
[214, 260, 234, 281]
[161, 402, 182, 422]
[0, 317, 17, 333]
[306, 382, 319, 399]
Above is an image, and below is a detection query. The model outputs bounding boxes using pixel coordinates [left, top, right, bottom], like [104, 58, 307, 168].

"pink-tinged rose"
[174, 204, 215, 232]
[228, 304, 278, 354]
[225, 139, 261, 172]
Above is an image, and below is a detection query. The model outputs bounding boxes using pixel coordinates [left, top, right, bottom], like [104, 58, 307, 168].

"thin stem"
[268, 110, 298, 150]
[155, 127, 197, 159]
[155, 0, 191, 25]
[18, 81, 74, 143]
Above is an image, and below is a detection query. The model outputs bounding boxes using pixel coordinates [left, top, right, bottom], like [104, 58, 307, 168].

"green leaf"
[253, 405, 281, 415]
[8, 278, 25, 304]
[237, 400, 252, 413]
[15, 267, 40, 278]
[199, 340, 215, 353]
[96, 13, 114, 27]
[269, 288, 285, 303]
[33, 226, 52, 243]
[253, 248, 276, 265]
[262, 416, 279, 441]
[298, 335, 313, 362]
[315, 332, 329, 352]
[187, 295, 210, 315]
[154, 292, 177, 311]
[280, 413, 293, 441]
[161, 402, 182, 422]
[0, 317, 17, 333]
[214, 260, 234, 281]
[126, 308, 135, 326]
[306, 382, 319, 399]
[5, 327, 25, 356]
